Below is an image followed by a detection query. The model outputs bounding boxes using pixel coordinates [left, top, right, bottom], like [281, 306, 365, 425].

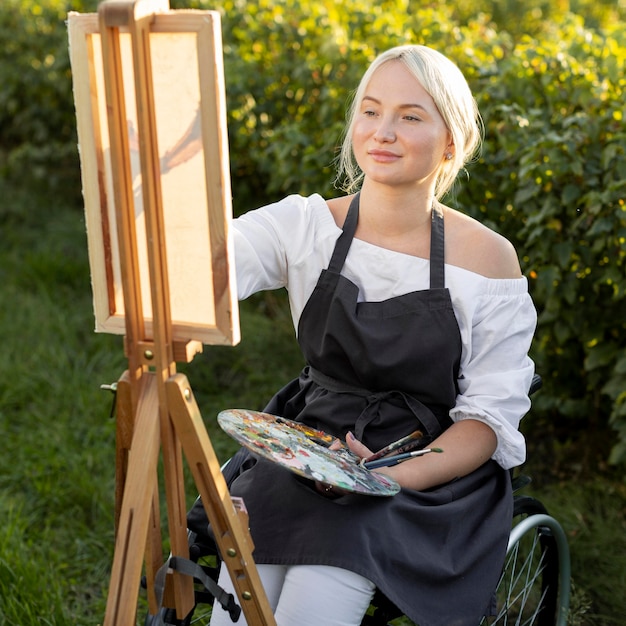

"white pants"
[209, 562, 376, 626]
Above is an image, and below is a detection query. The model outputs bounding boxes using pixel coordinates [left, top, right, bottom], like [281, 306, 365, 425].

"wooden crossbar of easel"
[68, 1, 276, 624]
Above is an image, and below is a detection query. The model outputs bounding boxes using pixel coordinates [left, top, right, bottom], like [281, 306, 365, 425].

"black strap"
[152, 556, 241, 623]
[327, 192, 360, 274]
[429, 204, 445, 289]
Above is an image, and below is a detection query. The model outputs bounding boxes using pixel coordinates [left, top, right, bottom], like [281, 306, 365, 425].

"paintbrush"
[363, 447, 444, 469]
[361, 429, 429, 464]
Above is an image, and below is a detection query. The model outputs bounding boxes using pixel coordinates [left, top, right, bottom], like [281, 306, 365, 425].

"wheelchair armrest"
[529, 374, 542, 396]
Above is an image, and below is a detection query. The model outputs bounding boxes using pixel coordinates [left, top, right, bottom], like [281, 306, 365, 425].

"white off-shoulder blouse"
[232, 193, 537, 469]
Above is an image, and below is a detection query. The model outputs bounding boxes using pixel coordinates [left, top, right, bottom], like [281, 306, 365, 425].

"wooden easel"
[88, 1, 276, 624]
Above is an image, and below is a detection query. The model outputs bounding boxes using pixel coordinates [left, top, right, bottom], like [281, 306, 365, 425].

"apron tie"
[307, 366, 448, 442]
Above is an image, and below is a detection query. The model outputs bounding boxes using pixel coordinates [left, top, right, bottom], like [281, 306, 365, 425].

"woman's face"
[351, 60, 452, 191]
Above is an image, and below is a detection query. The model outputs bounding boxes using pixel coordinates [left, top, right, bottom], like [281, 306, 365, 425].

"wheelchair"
[143, 375, 571, 626]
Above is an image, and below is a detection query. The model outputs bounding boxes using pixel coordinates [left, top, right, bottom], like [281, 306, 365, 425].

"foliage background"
[1, 0, 625, 624]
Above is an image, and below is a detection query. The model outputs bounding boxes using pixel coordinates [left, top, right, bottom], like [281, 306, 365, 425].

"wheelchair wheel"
[481, 496, 571, 626]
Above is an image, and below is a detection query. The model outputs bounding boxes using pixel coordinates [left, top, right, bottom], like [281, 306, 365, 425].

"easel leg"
[115, 370, 164, 615]
[104, 375, 162, 626]
[159, 404, 195, 618]
[166, 373, 277, 626]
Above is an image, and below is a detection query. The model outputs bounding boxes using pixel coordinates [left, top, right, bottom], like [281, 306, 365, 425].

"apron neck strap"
[430, 204, 445, 289]
[328, 193, 446, 289]
[327, 192, 360, 274]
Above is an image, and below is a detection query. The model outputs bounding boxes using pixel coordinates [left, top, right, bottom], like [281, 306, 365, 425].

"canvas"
[68, 9, 240, 347]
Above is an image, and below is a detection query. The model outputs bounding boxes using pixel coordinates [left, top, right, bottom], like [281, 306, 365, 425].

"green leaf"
[562, 184, 581, 205]
[585, 342, 618, 371]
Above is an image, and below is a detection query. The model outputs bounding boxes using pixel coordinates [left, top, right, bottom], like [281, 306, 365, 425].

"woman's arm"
[345, 421, 497, 491]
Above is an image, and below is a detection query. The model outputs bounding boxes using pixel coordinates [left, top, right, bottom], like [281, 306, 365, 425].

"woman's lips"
[368, 149, 401, 162]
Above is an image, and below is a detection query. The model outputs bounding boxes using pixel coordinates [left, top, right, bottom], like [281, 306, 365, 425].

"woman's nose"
[373, 118, 396, 142]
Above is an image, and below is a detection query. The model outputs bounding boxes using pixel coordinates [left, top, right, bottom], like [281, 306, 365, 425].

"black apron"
[212, 195, 512, 626]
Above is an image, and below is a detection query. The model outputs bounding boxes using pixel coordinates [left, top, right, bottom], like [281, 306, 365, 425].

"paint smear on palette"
[217, 409, 400, 497]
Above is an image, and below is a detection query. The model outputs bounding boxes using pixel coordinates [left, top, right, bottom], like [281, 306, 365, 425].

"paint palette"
[217, 409, 400, 497]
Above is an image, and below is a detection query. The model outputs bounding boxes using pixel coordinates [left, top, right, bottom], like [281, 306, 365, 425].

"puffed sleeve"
[449, 278, 537, 469]
[232, 194, 324, 300]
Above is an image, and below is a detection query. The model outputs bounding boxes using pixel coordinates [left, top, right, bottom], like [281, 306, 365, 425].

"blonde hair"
[336, 45, 483, 199]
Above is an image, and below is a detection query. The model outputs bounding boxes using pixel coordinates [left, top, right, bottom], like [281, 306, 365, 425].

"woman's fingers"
[329, 438, 343, 451]
[345, 431, 373, 459]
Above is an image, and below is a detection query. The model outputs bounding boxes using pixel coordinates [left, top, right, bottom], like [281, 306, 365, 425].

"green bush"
[463, 17, 626, 464]
[0, 0, 99, 194]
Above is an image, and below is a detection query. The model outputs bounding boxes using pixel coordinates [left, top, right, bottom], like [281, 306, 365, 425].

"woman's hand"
[343, 430, 374, 458]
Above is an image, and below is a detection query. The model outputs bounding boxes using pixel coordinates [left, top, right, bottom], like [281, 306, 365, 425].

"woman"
[208, 44, 536, 626]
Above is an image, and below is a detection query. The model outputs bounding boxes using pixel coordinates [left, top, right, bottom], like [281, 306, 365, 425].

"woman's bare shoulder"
[443, 207, 522, 279]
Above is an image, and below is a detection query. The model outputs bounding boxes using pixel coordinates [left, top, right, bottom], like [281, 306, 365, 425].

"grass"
[528, 480, 626, 625]
[0, 179, 624, 625]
